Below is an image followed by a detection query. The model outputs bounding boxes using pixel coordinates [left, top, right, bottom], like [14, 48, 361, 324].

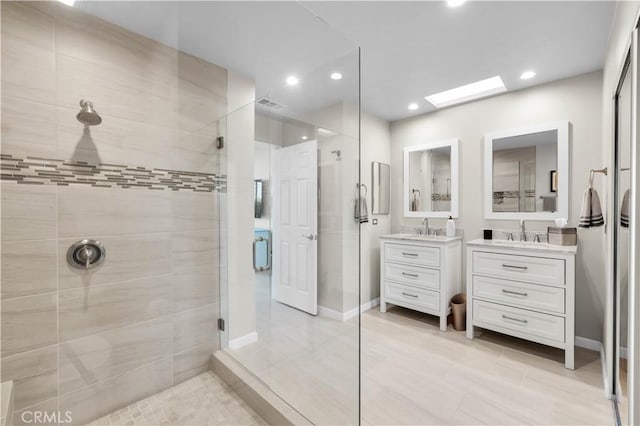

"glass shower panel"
[219, 47, 361, 425]
[615, 56, 632, 425]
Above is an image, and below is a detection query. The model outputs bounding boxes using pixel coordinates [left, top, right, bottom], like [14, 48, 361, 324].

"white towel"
[621, 189, 630, 228]
[355, 196, 368, 223]
[579, 188, 604, 228]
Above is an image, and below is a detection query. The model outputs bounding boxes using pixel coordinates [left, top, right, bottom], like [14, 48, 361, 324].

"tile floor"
[229, 272, 615, 425]
[87, 371, 266, 426]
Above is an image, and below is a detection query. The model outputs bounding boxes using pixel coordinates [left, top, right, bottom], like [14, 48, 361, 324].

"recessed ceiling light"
[286, 76, 299, 86]
[447, 0, 467, 8]
[520, 70, 536, 80]
[301, 136, 308, 140]
[424, 76, 507, 108]
[57, 0, 76, 5]
[408, 103, 419, 110]
[330, 72, 343, 80]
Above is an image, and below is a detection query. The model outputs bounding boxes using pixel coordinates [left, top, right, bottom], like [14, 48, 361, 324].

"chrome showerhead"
[76, 99, 102, 126]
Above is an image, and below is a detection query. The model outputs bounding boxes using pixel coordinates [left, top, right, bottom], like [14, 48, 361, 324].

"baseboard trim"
[318, 298, 380, 322]
[576, 336, 603, 352]
[228, 332, 258, 350]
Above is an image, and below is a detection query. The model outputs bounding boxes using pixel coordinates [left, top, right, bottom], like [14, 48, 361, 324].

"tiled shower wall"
[1, 2, 227, 424]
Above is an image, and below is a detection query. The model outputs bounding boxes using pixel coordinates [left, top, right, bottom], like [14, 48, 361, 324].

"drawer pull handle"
[402, 272, 419, 278]
[502, 314, 528, 324]
[402, 292, 419, 298]
[402, 252, 418, 257]
[502, 289, 528, 297]
[502, 264, 528, 270]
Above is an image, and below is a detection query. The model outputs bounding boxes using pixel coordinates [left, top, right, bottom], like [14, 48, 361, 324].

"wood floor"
[230, 276, 614, 425]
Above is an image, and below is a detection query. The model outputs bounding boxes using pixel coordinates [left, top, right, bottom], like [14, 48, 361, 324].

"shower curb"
[211, 351, 312, 426]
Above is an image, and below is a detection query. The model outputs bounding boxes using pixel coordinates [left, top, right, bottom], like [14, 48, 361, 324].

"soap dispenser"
[446, 216, 456, 237]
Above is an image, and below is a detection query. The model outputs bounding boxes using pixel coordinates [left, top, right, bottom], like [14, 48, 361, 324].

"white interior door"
[271, 140, 318, 315]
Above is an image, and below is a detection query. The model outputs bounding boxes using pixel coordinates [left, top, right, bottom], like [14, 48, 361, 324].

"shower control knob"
[67, 239, 106, 270]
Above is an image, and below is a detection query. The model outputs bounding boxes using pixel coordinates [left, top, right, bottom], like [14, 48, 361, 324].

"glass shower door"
[216, 15, 361, 423]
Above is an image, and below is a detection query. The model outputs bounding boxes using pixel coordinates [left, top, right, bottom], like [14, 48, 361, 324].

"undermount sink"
[465, 238, 577, 254]
[381, 233, 460, 242]
[396, 233, 447, 240]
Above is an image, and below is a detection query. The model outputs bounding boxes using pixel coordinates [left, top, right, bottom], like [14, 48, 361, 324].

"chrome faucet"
[519, 219, 526, 242]
[422, 217, 429, 235]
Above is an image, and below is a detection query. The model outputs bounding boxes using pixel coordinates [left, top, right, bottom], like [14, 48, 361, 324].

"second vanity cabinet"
[465, 239, 576, 369]
[380, 235, 462, 331]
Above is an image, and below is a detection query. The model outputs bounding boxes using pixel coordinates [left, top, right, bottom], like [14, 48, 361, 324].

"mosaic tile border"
[0, 154, 226, 193]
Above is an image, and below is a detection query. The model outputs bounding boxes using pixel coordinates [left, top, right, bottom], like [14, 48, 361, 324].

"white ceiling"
[76, 1, 615, 122]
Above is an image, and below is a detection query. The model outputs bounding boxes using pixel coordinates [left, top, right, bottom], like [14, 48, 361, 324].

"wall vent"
[256, 97, 286, 111]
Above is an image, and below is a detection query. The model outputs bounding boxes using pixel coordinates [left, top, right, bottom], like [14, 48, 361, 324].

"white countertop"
[381, 233, 462, 243]
[466, 238, 577, 254]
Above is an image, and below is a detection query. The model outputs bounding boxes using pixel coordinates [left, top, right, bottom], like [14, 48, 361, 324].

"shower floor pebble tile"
[87, 371, 267, 426]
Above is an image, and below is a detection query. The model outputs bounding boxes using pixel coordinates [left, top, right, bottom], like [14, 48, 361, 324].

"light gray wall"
[226, 71, 257, 342]
[360, 112, 392, 306]
[390, 71, 604, 341]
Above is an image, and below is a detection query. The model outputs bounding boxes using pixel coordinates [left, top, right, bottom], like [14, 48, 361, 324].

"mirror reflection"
[404, 139, 458, 218]
[492, 130, 558, 213]
[408, 147, 451, 212]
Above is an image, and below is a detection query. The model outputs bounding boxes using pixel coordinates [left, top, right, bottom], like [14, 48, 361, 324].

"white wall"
[390, 71, 604, 340]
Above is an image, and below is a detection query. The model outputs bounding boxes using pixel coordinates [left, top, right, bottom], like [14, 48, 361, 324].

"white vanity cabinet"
[465, 239, 576, 369]
[380, 234, 462, 331]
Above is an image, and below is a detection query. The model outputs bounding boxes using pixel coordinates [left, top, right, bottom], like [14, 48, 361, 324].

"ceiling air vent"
[256, 97, 286, 111]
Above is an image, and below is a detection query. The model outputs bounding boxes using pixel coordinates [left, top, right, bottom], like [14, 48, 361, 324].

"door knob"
[301, 234, 316, 240]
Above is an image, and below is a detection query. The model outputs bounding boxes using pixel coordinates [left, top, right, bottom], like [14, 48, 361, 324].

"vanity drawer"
[472, 251, 565, 286]
[473, 275, 565, 314]
[384, 243, 440, 268]
[385, 262, 440, 290]
[473, 300, 565, 343]
[384, 281, 439, 311]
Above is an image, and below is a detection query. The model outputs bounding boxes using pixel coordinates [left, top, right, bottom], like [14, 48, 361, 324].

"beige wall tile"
[173, 342, 216, 384]
[0, 2, 55, 104]
[1, 293, 57, 357]
[59, 358, 173, 426]
[1, 97, 57, 158]
[172, 191, 217, 232]
[59, 319, 172, 394]
[1, 183, 56, 242]
[12, 397, 59, 426]
[57, 186, 173, 238]
[56, 105, 175, 169]
[171, 129, 220, 174]
[1, 239, 58, 299]
[56, 53, 175, 129]
[173, 303, 219, 354]
[58, 233, 171, 290]
[177, 51, 227, 100]
[58, 275, 172, 342]
[1, 345, 58, 410]
[172, 231, 219, 312]
[53, 4, 177, 86]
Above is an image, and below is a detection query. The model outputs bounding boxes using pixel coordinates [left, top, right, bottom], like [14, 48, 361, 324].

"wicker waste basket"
[450, 293, 467, 331]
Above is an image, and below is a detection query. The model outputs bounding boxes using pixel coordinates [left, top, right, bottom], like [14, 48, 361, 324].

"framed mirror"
[484, 121, 569, 220]
[403, 139, 459, 218]
[372, 162, 390, 215]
